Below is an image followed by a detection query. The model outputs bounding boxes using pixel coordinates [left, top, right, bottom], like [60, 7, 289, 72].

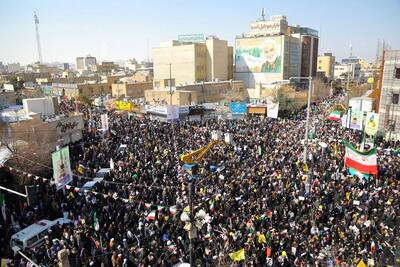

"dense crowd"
[0, 94, 399, 266]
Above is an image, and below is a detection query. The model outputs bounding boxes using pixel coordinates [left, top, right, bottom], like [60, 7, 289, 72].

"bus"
[10, 217, 70, 253]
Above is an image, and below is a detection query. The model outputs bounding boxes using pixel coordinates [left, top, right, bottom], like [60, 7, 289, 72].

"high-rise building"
[63, 63, 70, 71]
[317, 53, 335, 79]
[234, 14, 318, 88]
[334, 63, 361, 80]
[76, 55, 97, 71]
[378, 50, 400, 140]
[7, 63, 22, 73]
[290, 26, 319, 78]
[152, 36, 232, 87]
[76, 57, 85, 70]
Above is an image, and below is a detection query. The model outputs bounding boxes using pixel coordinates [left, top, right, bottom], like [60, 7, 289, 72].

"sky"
[0, 0, 399, 65]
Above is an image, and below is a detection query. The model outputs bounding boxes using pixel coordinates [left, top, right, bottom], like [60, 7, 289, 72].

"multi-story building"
[76, 55, 97, 71]
[112, 82, 153, 98]
[334, 63, 361, 80]
[94, 61, 116, 73]
[290, 26, 319, 78]
[0, 90, 17, 109]
[234, 15, 318, 88]
[7, 63, 22, 73]
[52, 82, 112, 98]
[145, 80, 244, 106]
[153, 36, 233, 86]
[317, 53, 335, 79]
[377, 50, 400, 140]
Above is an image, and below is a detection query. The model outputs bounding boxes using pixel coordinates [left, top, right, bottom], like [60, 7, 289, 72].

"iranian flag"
[328, 110, 342, 120]
[169, 206, 178, 215]
[146, 210, 156, 221]
[344, 141, 377, 175]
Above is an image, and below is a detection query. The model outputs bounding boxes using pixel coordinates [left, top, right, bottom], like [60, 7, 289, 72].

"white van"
[10, 217, 70, 253]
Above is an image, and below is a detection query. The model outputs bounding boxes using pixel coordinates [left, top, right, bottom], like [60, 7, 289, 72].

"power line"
[8, 153, 181, 190]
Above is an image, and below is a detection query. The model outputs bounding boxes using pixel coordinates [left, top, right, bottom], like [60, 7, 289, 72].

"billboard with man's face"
[235, 36, 283, 73]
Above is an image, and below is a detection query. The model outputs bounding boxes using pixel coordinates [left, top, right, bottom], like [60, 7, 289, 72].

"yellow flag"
[357, 259, 367, 267]
[333, 143, 338, 156]
[229, 248, 245, 262]
[257, 233, 267, 244]
[303, 163, 309, 172]
[77, 166, 84, 175]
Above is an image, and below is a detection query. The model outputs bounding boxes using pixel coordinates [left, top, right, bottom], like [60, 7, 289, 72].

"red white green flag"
[169, 206, 178, 215]
[344, 141, 377, 175]
[328, 110, 342, 120]
[146, 210, 156, 221]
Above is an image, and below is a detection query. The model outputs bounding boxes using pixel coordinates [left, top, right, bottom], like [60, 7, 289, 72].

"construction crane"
[34, 12, 43, 63]
[180, 140, 220, 164]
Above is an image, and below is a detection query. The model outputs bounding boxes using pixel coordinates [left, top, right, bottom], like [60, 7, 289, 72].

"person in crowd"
[0, 94, 398, 266]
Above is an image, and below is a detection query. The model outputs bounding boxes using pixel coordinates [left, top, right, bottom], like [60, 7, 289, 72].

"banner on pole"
[52, 147, 73, 191]
[267, 102, 279, 119]
[365, 112, 379, 136]
[349, 110, 363, 131]
[101, 114, 109, 131]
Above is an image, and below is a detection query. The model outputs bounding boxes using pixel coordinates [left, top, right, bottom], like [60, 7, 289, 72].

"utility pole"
[188, 178, 194, 267]
[303, 36, 314, 164]
[304, 76, 312, 163]
[34, 12, 43, 63]
[346, 44, 352, 92]
[18, 251, 40, 267]
[169, 63, 173, 105]
[0, 185, 27, 198]
[346, 64, 351, 92]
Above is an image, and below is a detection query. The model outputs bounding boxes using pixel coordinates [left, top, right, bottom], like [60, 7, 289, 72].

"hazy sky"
[0, 0, 399, 65]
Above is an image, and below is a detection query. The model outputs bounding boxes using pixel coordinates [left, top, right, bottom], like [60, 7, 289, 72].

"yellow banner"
[114, 101, 133, 111]
[367, 77, 374, 84]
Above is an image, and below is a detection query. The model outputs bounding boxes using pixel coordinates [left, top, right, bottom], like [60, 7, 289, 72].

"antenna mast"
[261, 8, 266, 21]
[34, 12, 43, 63]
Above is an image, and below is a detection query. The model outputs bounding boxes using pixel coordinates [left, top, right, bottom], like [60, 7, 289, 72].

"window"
[395, 67, 400, 79]
[393, 93, 399, 104]
[38, 230, 48, 239]
[27, 236, 39, 247]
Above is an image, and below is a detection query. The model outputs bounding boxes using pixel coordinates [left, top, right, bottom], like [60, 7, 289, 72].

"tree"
[10, 77, 24, 90]
[312, 79, 330, 100]
[0, 119, 55, 184]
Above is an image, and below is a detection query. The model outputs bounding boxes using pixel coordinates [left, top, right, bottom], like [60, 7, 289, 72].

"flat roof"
[12, 220, 55, 240]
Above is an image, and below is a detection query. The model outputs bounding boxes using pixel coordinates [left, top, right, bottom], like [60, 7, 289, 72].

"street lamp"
[168, 63, 173, 105]
[288, 76, 313, 163]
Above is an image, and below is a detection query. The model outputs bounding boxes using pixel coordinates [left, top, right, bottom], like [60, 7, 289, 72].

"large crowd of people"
[0, 94, 399, 266]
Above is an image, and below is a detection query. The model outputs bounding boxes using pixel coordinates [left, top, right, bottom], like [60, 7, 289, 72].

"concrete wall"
[112, 82, 153, 98]
[22, 97, 58, 116]
[145, 80, 244, 105]
[0, 91, 17, 108]
[206, 38, 228, 81]
[153, 44, 199, 85]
